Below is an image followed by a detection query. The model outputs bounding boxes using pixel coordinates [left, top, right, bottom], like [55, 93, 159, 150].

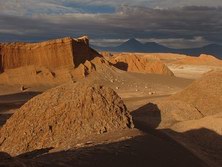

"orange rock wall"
[0, 36, 96, 72]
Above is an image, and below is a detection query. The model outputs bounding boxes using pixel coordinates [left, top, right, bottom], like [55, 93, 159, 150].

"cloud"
[138, 36, 210, 49]
[0, 1, 222, 48]
[146, 0, 222, 8]
[0, 0, 74, 15]
[90, 36, 210, 48]
[1, 0, 222, 16]
[63, 0, 222, 8]
[90, 38, 127, 47]
[0, 0, 116, 16]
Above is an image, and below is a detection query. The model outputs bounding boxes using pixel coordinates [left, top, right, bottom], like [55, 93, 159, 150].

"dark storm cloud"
[0, 4, 222, 48]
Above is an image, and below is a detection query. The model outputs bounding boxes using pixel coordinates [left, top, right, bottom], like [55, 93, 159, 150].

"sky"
[0, 0, 222, 48]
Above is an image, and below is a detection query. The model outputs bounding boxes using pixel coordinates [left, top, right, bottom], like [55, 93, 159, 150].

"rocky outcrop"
[71, 60, 96, 78]
[0, 82, 134, 155]
[0, 57, 113, 85]
[0, 65, 76, 85]
[0, 36, 100, 72]
[113, 54, 174, 76]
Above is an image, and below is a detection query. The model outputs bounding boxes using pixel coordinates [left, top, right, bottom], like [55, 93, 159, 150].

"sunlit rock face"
[0, 36, 99, 72]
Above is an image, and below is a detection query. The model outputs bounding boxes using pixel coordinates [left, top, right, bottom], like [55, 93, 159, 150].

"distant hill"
[92, 38, 171, 53]
[177, 44, 222, 59]
[92, 38, 222, 59]
[115, 38, 145, 52]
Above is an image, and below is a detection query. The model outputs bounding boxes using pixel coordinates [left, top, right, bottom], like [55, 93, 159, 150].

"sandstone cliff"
[0, 36, 100, 72]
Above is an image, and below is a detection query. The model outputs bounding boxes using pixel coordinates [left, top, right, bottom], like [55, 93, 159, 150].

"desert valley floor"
[0, 37, 222, 167]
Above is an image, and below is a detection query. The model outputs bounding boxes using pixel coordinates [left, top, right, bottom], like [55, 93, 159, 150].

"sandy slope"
[127, 71, 222, 167]
[1, 52, 222, 166]
[0, 71, 203, 166]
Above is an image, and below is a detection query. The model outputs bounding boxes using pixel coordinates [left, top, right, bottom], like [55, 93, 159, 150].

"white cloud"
[0, 0, 80, 16]
[1, 0, 222, 17]
[148, 0, 222, 8]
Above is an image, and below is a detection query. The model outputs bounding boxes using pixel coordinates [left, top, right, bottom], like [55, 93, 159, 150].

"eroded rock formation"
[0, 36, 100, 72]
[112, 54, 174, 76]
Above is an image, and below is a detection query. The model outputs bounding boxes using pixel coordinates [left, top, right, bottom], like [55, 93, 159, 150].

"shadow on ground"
[0, 91, 41, 126]
[0, 102, 221, 167]
[0, 92, 41, 102]
[131, 103, 162, 129]
[0, 114, 13, 126]
[1, 133, 208, 167]
[163, 128, 222, 167]
[113, 62, 128, 71]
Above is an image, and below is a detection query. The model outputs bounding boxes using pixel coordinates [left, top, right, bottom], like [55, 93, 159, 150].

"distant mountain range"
[91, 38, 222, 59]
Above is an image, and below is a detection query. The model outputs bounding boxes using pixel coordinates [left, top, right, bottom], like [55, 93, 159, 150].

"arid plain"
[0, 36, 222, 167]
